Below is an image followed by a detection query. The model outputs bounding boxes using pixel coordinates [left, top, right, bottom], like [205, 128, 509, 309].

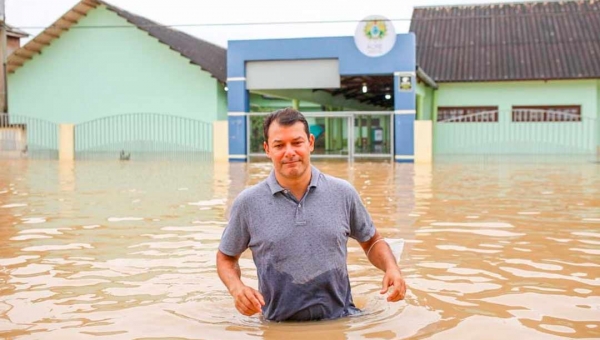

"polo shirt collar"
[267, 165, 321, 195]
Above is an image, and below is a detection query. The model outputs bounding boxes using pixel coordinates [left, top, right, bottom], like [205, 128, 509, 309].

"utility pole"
[0, 0, 7, 113]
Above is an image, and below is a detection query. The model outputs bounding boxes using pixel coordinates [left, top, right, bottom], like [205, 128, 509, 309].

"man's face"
[264, 121, 315, 180]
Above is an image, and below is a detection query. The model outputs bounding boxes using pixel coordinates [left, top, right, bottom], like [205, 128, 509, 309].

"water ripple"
[0, 159, 598, 338]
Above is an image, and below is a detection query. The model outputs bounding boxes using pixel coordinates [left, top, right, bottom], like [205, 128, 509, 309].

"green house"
[410, 1, 600, 155]
[5, 0, 227, 160]
[7, 0, 227, 124]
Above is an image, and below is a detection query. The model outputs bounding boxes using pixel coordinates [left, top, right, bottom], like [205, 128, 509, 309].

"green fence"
[0, 114, 58, 159]
[435, 110, 598, 155]
[74, 113, 213, 161]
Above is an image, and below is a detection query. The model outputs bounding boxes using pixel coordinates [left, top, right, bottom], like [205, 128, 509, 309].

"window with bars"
[437, 106, 499, 123]
[511, 106, 581, 122]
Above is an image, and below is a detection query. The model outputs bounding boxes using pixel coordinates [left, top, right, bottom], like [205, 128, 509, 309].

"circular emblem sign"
[354, 15, 396, 57]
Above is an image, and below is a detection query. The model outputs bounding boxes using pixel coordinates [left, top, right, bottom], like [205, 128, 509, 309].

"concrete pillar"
[414, 120, 432, 163]
[59, 124, 74, 161]
[213, 120, 229, 162]
[393, 72, 416, 163]
[227, 79, 249, 162]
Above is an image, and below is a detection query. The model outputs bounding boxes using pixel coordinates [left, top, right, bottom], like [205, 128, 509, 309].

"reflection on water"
[0, 157, 599, 339]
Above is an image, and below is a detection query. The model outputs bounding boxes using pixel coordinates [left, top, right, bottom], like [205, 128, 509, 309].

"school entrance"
[247, 111, 393, 160]
[227, 20, 418, 163]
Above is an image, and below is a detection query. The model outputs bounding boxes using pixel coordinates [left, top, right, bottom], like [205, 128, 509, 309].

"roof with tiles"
[409, 0, 600, 82]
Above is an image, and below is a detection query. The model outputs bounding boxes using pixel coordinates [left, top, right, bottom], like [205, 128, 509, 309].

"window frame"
[437, 106, 499, 123]
[511, 105, 581, 122]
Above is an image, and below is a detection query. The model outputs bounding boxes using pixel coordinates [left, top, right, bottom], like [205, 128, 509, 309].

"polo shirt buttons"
[296, 202, 306, 225]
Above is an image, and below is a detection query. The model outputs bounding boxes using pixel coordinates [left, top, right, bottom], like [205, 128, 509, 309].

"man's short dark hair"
[263, 108, 310, 143]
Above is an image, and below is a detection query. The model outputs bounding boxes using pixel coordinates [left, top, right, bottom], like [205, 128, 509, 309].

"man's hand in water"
[380, 268, 407, 302]
[230, 285, 265, 316]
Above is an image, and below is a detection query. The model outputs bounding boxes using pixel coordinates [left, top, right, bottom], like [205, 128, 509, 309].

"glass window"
[438, 107, 499, 123]
[248, 115, 266, 154]
[354, 114, 391, 155]
[311, 117, 348, 156]
[512, 106, 581, 122]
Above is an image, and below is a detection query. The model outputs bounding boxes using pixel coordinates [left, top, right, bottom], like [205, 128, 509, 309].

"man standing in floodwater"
[216, 108, 406, 322]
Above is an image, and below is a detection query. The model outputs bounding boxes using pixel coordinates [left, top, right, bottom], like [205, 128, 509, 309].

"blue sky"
[8, 0, 528, 47]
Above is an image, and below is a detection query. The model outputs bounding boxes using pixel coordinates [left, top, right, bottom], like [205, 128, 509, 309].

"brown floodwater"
[0, 157, 599, 339]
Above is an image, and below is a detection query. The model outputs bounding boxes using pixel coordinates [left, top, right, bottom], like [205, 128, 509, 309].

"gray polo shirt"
[219, 166, 375, 322]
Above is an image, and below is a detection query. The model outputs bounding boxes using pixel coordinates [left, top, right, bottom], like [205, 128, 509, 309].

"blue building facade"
[227, 34, 417, 162]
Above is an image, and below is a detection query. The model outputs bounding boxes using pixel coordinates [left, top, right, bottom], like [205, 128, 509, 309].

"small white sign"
[354, 15, 397, 57]
[374, 129, 383, 142]
[398, 74, 413, 92]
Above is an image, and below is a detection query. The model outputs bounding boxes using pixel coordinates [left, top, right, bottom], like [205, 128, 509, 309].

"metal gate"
[435, 110, 598, 155]
[75, 113, 213, 161]
[0, 114, 59, 159]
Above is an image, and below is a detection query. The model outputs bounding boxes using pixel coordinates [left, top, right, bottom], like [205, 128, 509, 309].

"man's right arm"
[216, 250, 265, 316]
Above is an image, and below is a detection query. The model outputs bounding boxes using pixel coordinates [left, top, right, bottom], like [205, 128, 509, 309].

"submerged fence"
[0, 113, 213, 161]
[1, 110, 597, 161]
[74, 113, 213, 161]
[0, 114, 58, 159]
[435, 110, 598, 155]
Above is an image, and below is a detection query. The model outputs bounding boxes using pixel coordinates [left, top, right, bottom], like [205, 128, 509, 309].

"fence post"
[213, 120, 228, 162]
[59, 124, 74, 161]
[414, 120, 432, 163]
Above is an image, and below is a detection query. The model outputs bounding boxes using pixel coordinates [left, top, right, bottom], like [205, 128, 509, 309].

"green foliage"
[249, 115, 266, 153]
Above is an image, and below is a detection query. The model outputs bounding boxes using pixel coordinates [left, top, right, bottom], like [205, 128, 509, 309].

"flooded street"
[0, 157, 599, 339]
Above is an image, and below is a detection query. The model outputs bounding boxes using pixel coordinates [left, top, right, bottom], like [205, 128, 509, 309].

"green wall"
[597, 80, 600, 149]
[416, 82, 434, 120]
[436, 80, 597, 118]
[434, 80, 599, 154]
[217, 84, 228, 121]
[597, 80, 600, 115]
[8, 5, 223, 124]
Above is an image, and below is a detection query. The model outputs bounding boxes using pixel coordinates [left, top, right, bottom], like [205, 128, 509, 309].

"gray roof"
[410, 1, 600, 82]
[6, 24, 30, 38]
[99, 0, 226, 82]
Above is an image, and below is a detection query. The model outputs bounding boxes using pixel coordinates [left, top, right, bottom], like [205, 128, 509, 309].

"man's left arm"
[358, 231, 407, 302]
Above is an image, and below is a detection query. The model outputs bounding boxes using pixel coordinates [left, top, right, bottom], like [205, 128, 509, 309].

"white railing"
[0, 114, 58, 159]
[74, 113, 213, 161]
[512, 109, 581, 122]
[439, 110, 499, 123]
